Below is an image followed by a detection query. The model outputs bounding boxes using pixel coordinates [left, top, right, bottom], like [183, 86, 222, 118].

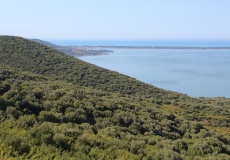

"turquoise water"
[79, 49, 230, 98]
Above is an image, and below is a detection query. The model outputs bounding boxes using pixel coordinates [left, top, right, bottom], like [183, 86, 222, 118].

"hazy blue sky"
[1, 0, 230, 40]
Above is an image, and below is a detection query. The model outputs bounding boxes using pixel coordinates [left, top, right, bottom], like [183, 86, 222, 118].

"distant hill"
[0, 35, 229, 159]
[30, 39, 59, 48]
[31, 38, 112, 57]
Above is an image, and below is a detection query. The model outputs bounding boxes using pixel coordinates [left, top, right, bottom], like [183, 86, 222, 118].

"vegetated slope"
[30, 39, 59, 48]
[0, 36, 230, 159]
[0, 66, 230, 159]
[0, 36, 181, 102]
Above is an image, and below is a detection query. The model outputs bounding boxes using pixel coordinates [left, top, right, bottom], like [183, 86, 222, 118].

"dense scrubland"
[0, 36, 230, 159]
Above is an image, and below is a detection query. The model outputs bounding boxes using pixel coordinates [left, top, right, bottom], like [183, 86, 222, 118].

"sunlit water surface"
[79, 49, 230, 98]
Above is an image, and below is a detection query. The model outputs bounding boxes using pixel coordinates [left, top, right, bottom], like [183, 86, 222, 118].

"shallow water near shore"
[79, 49, 230, 98]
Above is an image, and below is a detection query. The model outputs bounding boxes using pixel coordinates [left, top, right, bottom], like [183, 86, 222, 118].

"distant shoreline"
[31, 39, 230, 57]
[49, 39, 230, 48]
[82, 46, 230, 50]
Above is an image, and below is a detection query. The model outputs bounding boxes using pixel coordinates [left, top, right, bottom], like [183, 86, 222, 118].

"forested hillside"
[0, 36, 230, 159]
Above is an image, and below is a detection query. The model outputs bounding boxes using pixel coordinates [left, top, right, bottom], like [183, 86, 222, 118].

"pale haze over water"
[51, 40, 230, 47]
[78, 48, 230, 98]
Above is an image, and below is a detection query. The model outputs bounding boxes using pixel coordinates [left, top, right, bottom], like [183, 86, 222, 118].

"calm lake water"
[79, 49, 230, 98]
